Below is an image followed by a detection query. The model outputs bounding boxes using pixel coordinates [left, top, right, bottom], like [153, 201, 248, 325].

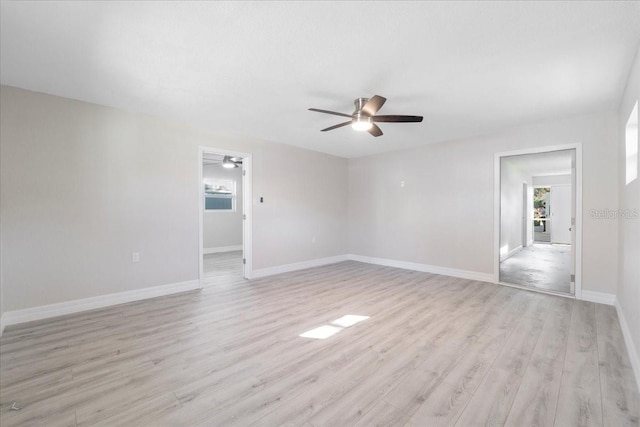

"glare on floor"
[299, 325, 342, 339]
[331, 314, 369, 327]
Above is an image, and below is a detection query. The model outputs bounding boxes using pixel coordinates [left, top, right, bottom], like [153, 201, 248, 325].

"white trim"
[349, 254, 494, 283]
[251, 255, 349, 278]
[498, 281, 575, 299]
[243, 157, 253, 279]
[203, 245, 243, 255]
[494, 143, 583, 299]
[0, 313, 5, 337]
[199, 146, 252, 284]
[615, 298, 640, 394]
[501, 245, 523, 262]
[580, 290, 615, 306]
[1, 280, 200, 327]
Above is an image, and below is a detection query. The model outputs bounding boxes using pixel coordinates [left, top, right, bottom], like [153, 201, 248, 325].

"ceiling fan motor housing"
[352, 98, 372, 126]
[354, 98, 370, 114]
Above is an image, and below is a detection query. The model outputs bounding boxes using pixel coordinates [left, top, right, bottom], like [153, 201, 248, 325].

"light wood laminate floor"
[203, 250, 243, 282]
[1, 261, 638, 426]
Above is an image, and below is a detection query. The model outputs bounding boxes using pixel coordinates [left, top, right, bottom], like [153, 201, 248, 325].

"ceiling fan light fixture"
[351, 114, 372, 131]
[222, 156, 237, 168]
[309, 95, 422, 137]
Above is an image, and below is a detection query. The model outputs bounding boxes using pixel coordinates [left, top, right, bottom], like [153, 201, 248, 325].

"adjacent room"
[201, 152, 245, 284]
[499, 149, 576, 295]
[1, 2, 639, 426]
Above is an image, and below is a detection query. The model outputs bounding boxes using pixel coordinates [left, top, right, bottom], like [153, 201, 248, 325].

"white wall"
[617, 44, 640, 388]
[202, 163, 243, 250]
[0, 234, 4, 333]
[0, 86, 348, 312]
[349, 111, 619, 295]
[500, 159, 532, 259]
[533, 174, 571, 186]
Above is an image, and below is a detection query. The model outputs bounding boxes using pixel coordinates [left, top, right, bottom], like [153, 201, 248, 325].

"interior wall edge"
[615, 297, 640, 394]
[203, 245, 243, 255]
[580, 290, 616, 306]
[348, 254, 495, 283]
[251, 255, 350, 279]
[1, 279, 200, 328]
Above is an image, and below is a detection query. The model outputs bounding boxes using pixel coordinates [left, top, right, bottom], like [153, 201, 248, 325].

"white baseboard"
[1, 279, 200, 328]
[204, 245, 242, 255]
[500, 245, 523, 262]
[251, 255, 349, 278]
[615, 298, 640, 394]
[580, 290, 615, 306]
[348, 254, 494, 283]
[250, 253, 494, 284]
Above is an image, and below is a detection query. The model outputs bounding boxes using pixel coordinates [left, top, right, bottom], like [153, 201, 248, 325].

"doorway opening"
[199, 147, 252, 286]
[494, 145, 581, 297]
[533, 187, 550, 242]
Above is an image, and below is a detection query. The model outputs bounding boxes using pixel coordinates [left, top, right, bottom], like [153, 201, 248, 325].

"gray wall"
[202, 163, 243, 250]
[532, 174, 572, 186]
[348, 111, 619, 295]
[617, 44, 640, 380]
[0, 228, 3, 328]
[0, 86, 348, 311]
[500, 159, 532, 259]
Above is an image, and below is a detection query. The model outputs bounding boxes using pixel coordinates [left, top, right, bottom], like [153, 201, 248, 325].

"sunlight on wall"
[500, 245, 509, 256]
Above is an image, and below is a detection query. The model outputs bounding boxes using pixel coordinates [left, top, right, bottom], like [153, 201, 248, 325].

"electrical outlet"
[132, 252, 140, 263]
[400, 180, 405, 188]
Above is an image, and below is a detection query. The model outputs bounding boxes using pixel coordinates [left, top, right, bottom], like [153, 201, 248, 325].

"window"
[626, 101, 638, 185]
[204, 179, 236, 211]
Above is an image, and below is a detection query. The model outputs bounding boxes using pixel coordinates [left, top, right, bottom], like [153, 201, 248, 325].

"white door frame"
[494, 143, 583, 298]
[198, 146, 253, 287]
[522, 181, 529, 248]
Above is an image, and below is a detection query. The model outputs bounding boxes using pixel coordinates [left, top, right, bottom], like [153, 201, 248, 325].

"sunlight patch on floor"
[299, 314, 369, 340]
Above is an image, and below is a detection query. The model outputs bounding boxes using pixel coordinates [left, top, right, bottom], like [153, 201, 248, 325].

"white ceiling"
[2, 1, 639, 158]
[202, 153, 242, 165]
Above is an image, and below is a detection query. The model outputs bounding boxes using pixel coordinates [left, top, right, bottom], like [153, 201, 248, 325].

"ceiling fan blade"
[368, 123, 383, 137]
[361, 95, 386, 116]
[372, 115, 423, 123]
[309, 108, 352, 118]
[321, 121, 352, 132]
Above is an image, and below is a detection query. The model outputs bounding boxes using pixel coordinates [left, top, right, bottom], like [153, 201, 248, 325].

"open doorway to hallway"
[533, 187, 550, 242]
[199, 148, 252, 286]
[497, 147, 580, 296]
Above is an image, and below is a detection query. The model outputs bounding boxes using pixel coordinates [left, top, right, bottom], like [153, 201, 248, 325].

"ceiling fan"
[222, 156, 243, 169]
[309, 95, 423, 137]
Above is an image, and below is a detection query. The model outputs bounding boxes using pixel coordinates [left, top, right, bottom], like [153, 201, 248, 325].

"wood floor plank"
[554, 300, 604, 427]
[403, 324, 516, 425]
[503, 296, 572, 427]
[454, 367, 524, 427]
[595, 305, 640, 426]
[504, 354, 565, 427]
[453, 303, 547, 426]
[1, 258, 636, 426]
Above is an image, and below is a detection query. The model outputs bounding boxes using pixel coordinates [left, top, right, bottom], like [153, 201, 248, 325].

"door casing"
[198, 146, 253, 286]
[494, 144, 582, 298]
